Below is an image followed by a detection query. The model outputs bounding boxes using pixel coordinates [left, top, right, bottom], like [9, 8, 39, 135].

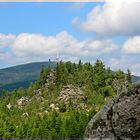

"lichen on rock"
[58, 84, 88, 111]
[85, 84, 140, 139]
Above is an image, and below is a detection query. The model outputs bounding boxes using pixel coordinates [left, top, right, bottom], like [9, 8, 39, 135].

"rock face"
[45, 70, 56, 89]
[85, 84, 140, 139]
[58, 85, 88, 111]
[58, 85, 85, 103]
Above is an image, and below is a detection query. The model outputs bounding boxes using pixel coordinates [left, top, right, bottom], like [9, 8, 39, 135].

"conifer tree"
[93, 60, 106, 90]
[127, 69, 132, 84]
[38, 65, 47, 86]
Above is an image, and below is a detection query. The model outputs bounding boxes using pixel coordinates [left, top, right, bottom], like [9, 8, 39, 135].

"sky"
[1, 1, 140, 76]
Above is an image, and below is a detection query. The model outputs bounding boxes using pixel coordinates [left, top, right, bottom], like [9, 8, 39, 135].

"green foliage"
[58, 101, 67, 112]
[114, 70, 125, 80]
[127, 69, 132, 84]
[92, 60, 106, 90]
[37, 65, 51, 87]
[0, 60, 130, 138]
[0, 62, 56, 91]
[38, 65, 47, 86]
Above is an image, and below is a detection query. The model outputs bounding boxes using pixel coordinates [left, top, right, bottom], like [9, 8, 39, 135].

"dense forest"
[0, 60, 132, 138]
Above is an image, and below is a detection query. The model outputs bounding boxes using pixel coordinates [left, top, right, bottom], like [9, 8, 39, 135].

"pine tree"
[93, 60, 106, 90]
[38, 65, 47, 86]
[127, 69, 132, 84]
[78, 60, 82, 70]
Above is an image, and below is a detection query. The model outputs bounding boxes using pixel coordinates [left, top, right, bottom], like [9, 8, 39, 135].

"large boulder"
[85, 84, 140, 139]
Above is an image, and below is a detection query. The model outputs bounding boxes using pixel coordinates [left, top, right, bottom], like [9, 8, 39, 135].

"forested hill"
[0, 61, 140, 91]
[132, 75, 140, 83]
[0, 61, 56, 90]
[0, 60, 135, 138]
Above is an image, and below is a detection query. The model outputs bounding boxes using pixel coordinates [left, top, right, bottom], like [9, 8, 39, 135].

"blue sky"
[0, 2, 97, 37]
[0, 1, 140, 75]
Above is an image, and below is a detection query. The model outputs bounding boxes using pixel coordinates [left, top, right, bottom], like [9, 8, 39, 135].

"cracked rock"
[85, 84, 140, 139]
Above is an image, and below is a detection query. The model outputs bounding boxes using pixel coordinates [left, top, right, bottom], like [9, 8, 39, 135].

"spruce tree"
[38, 65, 47, 86]
[93, 60, 106, 90]
[127, 69, 132, 84]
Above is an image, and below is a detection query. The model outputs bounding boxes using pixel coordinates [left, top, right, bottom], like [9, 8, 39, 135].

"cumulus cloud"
[122, 36, 140, 54]
[11, 31, 117, 60]
[0, 31, 118, 66]
[109, 56, 140, 76]
[81, 39, 118, 56]
[0, 30, 121, 71]
[12, 33, 57, 57]
[80, 0, 140, 36]
[12, 31, 81, 58]
[1, 31, 140, 75]
[0, 34, 16, 48]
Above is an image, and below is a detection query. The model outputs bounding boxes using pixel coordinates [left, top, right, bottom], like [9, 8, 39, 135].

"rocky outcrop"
[45, 70, 56, 89]
[58, 85, 88, 111]
[17, 97, 29, 108]
[15, 91, 45, 109]
[58, 85, 85, 103]
[85, 84, 140, 139]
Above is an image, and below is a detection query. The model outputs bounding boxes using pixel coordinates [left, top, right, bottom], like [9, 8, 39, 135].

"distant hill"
[0, 61, 56, 91]
[0, 61, 140, 91]
[132, 75, 140, 83]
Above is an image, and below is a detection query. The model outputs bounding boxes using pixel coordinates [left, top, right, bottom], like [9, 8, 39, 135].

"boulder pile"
[58, 84, 88, 110]
[58, 85, 85, 103]
[17, 97, 29, 108]
[45, 70, 56, 89]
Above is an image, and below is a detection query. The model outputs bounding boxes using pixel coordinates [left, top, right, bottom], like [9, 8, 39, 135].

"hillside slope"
[0, 61, 140, 91]
[0, 60, 136, 138]
[132, 75, 140, 83]
[0, 61, 56, 90]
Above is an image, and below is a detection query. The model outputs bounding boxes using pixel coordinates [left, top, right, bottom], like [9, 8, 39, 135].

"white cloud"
[1, 31, 140, 76]
[0, 34, 16, 48]
[109, 54, 140, 76]
[80, 0, 140, 36]
[12, 33, 57, 57]
[12, 31, 82, 58]
[11, 31, 117, 59]
[81, 39, 118, 56]
[0, 30, 121, 71]
[122, 36, 140, 54]
[0, 31, 118, 67]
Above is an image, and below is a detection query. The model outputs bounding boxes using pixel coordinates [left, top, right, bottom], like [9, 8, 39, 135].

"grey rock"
[58, 84, 88, 111]
[17, 97, 29, 108]
[85, 84, 140, 139]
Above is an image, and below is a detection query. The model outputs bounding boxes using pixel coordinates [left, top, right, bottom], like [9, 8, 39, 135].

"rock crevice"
[85, 84, 140, 139]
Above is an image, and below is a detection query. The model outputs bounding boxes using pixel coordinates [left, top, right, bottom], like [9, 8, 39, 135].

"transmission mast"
[56, 49, 59, 63]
